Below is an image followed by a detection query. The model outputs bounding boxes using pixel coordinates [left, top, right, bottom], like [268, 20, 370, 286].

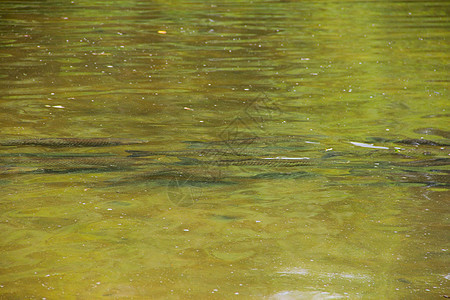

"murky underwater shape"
[0, 0, 448, 298]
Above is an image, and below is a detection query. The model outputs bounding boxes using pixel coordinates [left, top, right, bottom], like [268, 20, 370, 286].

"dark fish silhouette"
[202, 157, 314, 167]
[109, 167, 227, 185]
[134, 168, 223, 181]
[0, 166, 39, 174]
[0, 152, 116, 158]
[389, 172, 450, 187]
[395, 139, 448, 147]
[393, 158, 450, 167]
[0, 138, 148, 147]
[413, 128, 450, 139]
[0, 156, 152, 172]
[186, 135, 322, 146]
[365, 137, 448, 147]
[126, 148, 266, 158]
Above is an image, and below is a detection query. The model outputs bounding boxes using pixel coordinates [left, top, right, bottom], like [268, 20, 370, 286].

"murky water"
[0, 0, 448, 299]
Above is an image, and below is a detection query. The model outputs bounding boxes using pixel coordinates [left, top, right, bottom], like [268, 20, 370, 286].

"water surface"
[0, 0, 448, 299]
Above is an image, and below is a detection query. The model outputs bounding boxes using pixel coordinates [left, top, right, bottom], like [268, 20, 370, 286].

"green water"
[0, 0, 448, 299]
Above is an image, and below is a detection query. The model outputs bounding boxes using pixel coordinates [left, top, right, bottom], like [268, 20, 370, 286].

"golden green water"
[0, 0, 448, 299]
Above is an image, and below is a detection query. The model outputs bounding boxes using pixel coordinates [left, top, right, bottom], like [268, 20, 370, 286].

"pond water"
[0, 0, 448, 299]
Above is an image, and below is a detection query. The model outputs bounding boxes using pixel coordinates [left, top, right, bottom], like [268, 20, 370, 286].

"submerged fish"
[126, 148, 266, 158]
[0, 166, 39, 174]
[388, 172, 450, 187]
[393, 158, 450, 167]
[109, 167, 227, 185]
[0, 138, 148, 147]
[413, 128, 450, 139]
[186, 135, 322, 146]
[0, 156, 152, 172]
[202, 157, 315, 167]
[0, 152, 116, 158]
[138, 168, 223, 181]
[395, 139, 448, 147]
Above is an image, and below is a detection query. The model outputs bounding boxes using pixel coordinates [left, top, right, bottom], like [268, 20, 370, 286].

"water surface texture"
[0, 1, 448, 299]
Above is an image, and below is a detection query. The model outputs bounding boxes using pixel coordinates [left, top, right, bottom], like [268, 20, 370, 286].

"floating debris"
[350, 141, 389, 150]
